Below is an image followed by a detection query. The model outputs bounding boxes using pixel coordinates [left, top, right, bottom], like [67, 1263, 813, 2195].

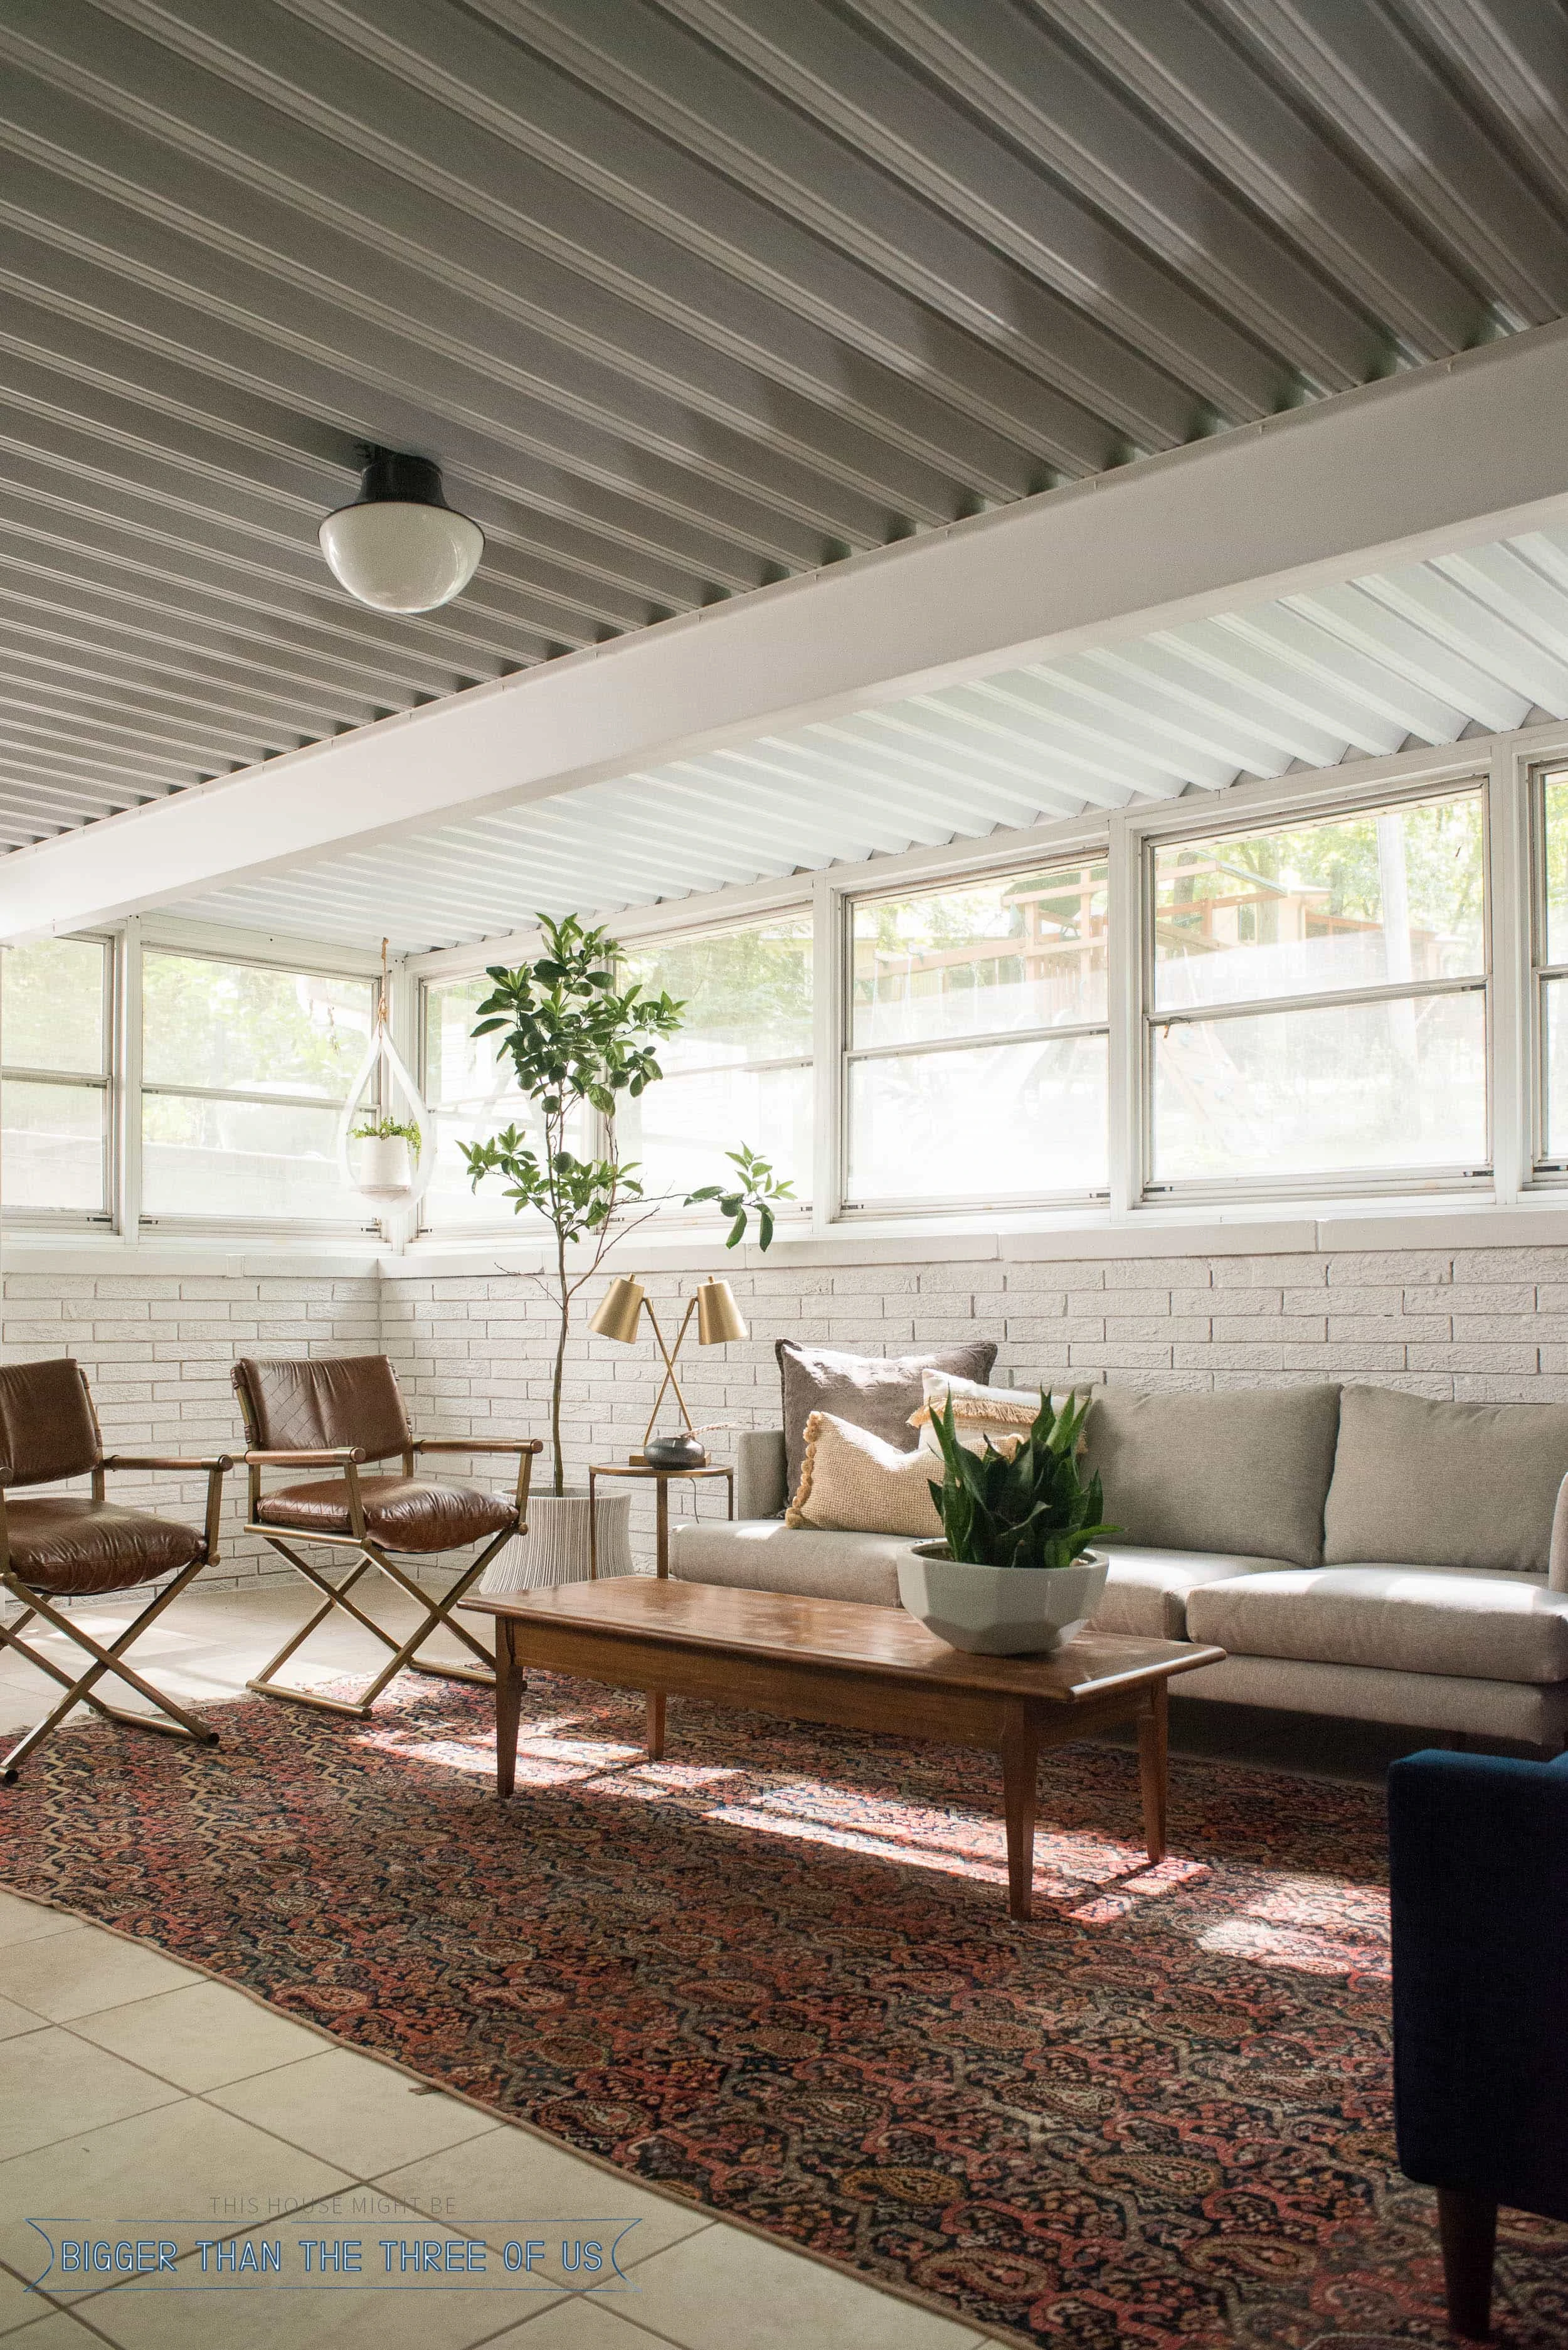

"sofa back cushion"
[1324, 1386, 1568, 1575]
[1081, 1383, 1342, 1568]
[775, 1339, 997, 1498]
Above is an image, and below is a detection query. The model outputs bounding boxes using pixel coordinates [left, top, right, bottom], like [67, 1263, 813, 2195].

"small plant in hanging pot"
[897, 1390, 1120, 1656]
[351, 1114, 421, 1197]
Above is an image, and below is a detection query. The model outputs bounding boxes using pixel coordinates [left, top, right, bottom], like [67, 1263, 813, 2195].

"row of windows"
[3, 765, 1563, 1231]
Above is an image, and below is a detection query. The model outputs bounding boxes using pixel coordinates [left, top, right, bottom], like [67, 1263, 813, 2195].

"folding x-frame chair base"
[1, 1552, 220, 1783]
[243, 1521, 511, 1720]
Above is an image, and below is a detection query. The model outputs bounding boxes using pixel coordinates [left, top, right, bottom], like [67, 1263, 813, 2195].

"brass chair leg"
[0, 1556, 219, 1782]
[243, 1524, 510, 1716]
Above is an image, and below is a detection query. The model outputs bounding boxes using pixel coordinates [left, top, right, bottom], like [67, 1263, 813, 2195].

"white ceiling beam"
[6, 317, 1568, 941]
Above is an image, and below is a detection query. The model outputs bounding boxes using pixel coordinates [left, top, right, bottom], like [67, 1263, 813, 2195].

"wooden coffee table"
[466, 1578, 1224, 1922]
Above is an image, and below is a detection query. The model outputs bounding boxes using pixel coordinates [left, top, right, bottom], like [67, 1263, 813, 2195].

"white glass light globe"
[319, 499, 484, 614]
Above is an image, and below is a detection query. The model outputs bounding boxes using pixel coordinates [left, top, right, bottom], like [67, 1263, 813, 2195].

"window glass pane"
[424, 974, 531, 1228]
[2, 937, 105, 1074]
[853, 863, 1107, 1050]
[622, 913, 813, 1072]
[142, 954, 371, 1095]
[141, 1096, 357, 1220]
[1153, 793, 1485, 1013]
[1151, 991, 1486, 1182]
[1, 1081, 105, 1210]
[848, 1034, 1108, 1203]
[1544, 772, 1568, 969]
[1543, 976, 1568, 1159]
[618, 1061, 811, 1199]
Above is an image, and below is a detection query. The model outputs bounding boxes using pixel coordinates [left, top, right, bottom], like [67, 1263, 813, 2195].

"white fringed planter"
[480, 1489, 633, 1595]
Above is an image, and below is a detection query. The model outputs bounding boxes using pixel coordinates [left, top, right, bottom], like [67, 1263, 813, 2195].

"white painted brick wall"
[10, 1235, 1564, 1586]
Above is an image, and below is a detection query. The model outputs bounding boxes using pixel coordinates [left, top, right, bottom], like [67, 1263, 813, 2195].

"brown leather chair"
[232, 1355, 540, 1718]
[0, 1359, 231, 1782]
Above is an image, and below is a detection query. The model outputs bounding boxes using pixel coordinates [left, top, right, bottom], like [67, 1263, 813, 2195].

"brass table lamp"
[588, 1275, 748, 1465]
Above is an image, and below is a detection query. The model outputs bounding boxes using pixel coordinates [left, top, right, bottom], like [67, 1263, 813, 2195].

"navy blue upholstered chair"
[1389, 1749, 1568, 2340]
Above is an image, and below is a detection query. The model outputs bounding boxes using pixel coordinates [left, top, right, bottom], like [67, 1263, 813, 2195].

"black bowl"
[643, 1433, 709, 1470]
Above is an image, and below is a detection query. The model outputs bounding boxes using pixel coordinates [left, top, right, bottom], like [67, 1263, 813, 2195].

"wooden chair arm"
[414, 1439, 544, 1455]
[102, 1454, 235, 1474]
[244, 1447, 367, 1466]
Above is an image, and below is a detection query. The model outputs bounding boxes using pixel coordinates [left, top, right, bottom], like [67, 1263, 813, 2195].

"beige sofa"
[672, 1383, 1568, 1753]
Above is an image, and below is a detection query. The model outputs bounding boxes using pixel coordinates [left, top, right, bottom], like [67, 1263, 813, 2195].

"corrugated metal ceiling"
[178, 524, 1568, 949]
[2, 0, 1567, 853]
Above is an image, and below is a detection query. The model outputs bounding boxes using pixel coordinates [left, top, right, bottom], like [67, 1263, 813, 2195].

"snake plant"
[926, 1388, 1119, 1571]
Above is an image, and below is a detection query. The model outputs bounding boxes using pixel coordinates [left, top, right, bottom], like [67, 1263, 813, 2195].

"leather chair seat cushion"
[6, 1498, 204, 1595]
[257, 1475, 514, 1553]
[1187, 1564, 1568, 1684]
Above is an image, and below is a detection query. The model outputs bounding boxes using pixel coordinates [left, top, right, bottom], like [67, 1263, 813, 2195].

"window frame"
[1137, 774, 1494, 1206]
[840, 851, 1113, 1218]
[0, 930, 116, 1228]
[1530, 760, 1568, 1183]
[137, 939, 382, 1236]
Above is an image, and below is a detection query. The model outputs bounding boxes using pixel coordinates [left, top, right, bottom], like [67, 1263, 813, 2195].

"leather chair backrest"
[232, 1356, 411, 1463]
[0, 1359, 102, 1487]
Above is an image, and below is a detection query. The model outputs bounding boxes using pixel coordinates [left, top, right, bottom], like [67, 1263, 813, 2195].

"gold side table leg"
[588, 1468, 598, 1581]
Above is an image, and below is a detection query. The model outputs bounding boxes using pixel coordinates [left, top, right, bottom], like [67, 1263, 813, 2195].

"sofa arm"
[735, 1429, 788, 1520]
[1551, 1473, 1568, 1593]
[1390, 1749, 1568, 2221]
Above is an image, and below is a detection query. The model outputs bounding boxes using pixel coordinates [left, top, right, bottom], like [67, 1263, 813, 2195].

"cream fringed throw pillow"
[909, 1368, 1061, 1455]
[786, 1411, 945, 1538]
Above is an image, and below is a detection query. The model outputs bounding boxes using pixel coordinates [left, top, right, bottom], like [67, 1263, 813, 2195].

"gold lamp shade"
[588, 1274, 646, 1344]
[696, 1277, 747, 1345]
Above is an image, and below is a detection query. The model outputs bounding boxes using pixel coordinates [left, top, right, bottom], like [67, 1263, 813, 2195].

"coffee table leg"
[1000, 1702, 1039, 1922]
[1138, 1681, 1168, 1863]
[495, 1620, 522, 1802]
[647, 1690, 666, 1762]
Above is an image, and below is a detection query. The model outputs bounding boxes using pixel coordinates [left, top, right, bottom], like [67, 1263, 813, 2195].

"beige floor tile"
[489, 2300, 691, 2347]
[0, 2262, 60, 2338]
[376, 2132, 711, 2272]
[0, 2028, 182, 2163]
[206, 2048, 501, 2176]
[0, 1896, 80, 1955]
[76, 2256, 542, 2350]
[0, 2002, 43, 2044]
[68, 1983, 330, 2095]
[0, 2315, 103, 2345]
[623, 2225, 987, 2350]
[0, 2100, 353, 2302]
[0, 1932, 199, 2026]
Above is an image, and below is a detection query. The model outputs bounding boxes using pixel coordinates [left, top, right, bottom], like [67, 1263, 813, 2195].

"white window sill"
[14, 1191, 1568, 1284]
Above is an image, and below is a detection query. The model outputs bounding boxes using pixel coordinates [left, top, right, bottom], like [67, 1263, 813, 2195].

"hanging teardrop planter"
[335, 940, 437, 1211]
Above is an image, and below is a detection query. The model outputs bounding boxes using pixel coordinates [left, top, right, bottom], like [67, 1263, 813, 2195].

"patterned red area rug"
[3, 1676, 1563, 2348]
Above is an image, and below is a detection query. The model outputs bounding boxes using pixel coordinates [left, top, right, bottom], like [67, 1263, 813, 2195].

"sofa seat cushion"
[1186, 1565, 1568, 1684]
[671, 1517, 906, 1606]
[257, 1475, 514, 1553]
[1091, 1546, 1299, 1640]
[1082, 1384, 1340, 1567]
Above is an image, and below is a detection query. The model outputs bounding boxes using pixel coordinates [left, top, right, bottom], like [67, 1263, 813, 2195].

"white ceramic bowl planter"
[899, 1545, 1108, 1657]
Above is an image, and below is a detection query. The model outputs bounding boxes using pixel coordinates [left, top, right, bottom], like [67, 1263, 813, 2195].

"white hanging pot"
[353, 1133, 413, 1196]
[335, 947, 437, 1216]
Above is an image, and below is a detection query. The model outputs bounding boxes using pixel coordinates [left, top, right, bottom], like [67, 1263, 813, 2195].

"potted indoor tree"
[898, 1390, 1119, 1654]
[461, 912, 787, 1587]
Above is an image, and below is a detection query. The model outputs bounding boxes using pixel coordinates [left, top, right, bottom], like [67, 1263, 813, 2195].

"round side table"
[586, 1460, 736, 1582]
